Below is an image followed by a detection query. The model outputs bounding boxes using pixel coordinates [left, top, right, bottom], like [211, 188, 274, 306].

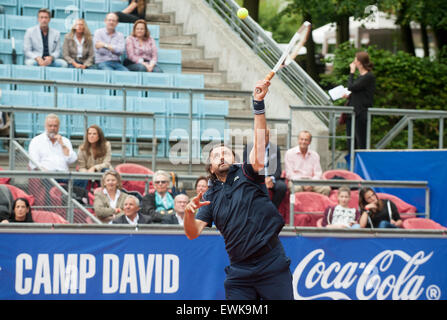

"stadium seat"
[329, 189, 359, 210]
[322, 169, 364, 181]
[141, 72, 174, 99]
[147, 24, 159, 43]
[44, 67, 79, 93]
[79, 68, 109, 95]
[49, 18, 71, 39]
[32, 210, 68, 224]
[81, 0, 109, 21]
[62, 93, 101, 137]
[115, 163, 153, 196]
[0, 90, 35, 136]
[173, 73, 204, 99]
[32, 92, 68, 136]
[11, 65, 45, 92]
[377, 192, 417, 213]
[293, 192, 336, 227]
[157, 48, 182, 73]
[197, 99, 229, 141]
[0, 14, 5, 39]
[0, 0, 18, 15]
[109, 70, 141, 96]
[49, 0, 80, 19]
[5, 184, 35, 205]
[0, 167, 10, 184]
[115, 22, 129, 36]
[131, 96, 167, 158]
[0, 64, 11, 90]
[19, 0, 48, 16]
[109, 0, 127, 13]
[100, 95, 134, 138]
[5, 14, 34, 39]
[0, 38, 24, 65]
[402, 218, 447, 230]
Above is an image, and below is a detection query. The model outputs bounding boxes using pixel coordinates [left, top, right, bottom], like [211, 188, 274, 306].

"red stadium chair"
[115, 163, 153, 196]
[32, 210, 68, 224]
[268, 187, 290, 225]
[329, 189, 359, 210]
[377, 192, 417, 214]
[5, 184, 35, 206]
[322, 169, 363, 181]
[0, 167, 11, 184]
[402, 218, 447, 230]
[294, 192, 336, 227]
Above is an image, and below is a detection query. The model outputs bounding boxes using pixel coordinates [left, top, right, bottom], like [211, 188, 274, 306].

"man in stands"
[28, 113, 77, 172]
[158, 194, 189, 225]
[113, 195, 150, 225]
[23, 8, 68, 68]
[284, 130, 330, 196]
[93, 12, 128, 71]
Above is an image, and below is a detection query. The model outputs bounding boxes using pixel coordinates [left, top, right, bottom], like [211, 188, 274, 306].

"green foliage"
[322, 43, 447, 149]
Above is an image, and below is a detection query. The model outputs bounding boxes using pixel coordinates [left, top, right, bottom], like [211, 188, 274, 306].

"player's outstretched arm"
[249, 79, 270, 173]
[183, 191, 210, 240]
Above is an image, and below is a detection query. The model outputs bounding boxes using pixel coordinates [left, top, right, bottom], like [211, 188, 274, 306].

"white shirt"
[330, 205, 357, 227]
[28, 132, 77, 171]
[125, 214, 139, 225]
[103, 188, 121, 209]
[74, 36, 84, 59]
[175, 213, 184, 226]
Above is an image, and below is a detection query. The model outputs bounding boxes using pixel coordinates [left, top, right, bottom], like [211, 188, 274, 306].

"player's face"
[209, 146, 234, 175]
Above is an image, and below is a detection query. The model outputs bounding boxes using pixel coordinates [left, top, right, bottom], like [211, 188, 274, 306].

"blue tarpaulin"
[354, 150, 447, 227]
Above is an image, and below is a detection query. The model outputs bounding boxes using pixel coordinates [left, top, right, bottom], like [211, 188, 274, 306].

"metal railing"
[288, 179, 430, 227]
[203, 0, 332, 125]
[367, 108, 447, 149]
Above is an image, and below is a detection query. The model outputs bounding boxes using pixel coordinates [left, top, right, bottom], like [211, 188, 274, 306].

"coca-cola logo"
[292, 249, 439, 300]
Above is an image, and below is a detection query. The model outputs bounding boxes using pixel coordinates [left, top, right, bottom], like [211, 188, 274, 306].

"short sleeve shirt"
[196, 163, 285, 263]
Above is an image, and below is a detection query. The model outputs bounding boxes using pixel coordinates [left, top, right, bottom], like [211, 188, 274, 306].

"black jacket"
[112, 212, 151, 224]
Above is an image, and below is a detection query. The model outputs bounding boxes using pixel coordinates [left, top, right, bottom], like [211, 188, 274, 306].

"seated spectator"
[243, 127, 287, 209]
[112, 195, 150, 225]
[284, 130, 331, 196]
[359, 187, 402, 229]
[76, 125, 112, 189]
[28, 114, 77, 172]
[1, 198, 33, 223]
[158, 194, 189, 225]
[93, 12, 127, 71]
[115, 0, 147, 23]
[93, 171, 128, 223]
[195, 176, 208, 195]
[125, 19, 162, 73]
[24, 8, 68, 68]
[141, 170, 174, 219]
[63, 18, 95, 69]
[322, 186, 360, 229]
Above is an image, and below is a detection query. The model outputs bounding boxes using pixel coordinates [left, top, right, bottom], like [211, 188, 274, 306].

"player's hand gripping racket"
[255, 21, 311, 94]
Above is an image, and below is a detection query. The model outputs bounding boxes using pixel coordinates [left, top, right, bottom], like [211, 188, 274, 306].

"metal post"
[330, 112, 335, 169]
[67, 176, 74, 223]
[121, 89, 127, 161]
[425, 186, 430, 219]
[188, 90, 193, 175]
[8, 112, 14, 170]
[289, 183, 295, 227]
[350, 113, 355, 171]
[408, 119, 413, 149]
[152, 117, 156, 173]
[439, 117, 444, 149]
[366, 111, 371, 149]
[54, 86, 58, 108]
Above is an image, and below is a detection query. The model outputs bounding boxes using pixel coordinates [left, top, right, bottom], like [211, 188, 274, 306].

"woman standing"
[125, 19, 162, 73]
[345, 51, 375, 150]
[63, 19, 95, 69]
[358, 187, 402, 229]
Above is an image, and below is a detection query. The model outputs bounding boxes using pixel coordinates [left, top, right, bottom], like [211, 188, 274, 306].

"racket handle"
[255, 71, 276, 94]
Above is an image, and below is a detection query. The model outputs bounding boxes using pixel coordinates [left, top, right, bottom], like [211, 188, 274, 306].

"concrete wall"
[159, 0, 330, 168]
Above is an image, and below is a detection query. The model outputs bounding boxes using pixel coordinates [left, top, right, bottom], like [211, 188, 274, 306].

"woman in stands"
[141, 170, 174, 221]
[125, 19, 163, 73]
[195, 176, 208, 195]
[62, 19, 95, 69]
[358, 187, 402, 229]
[94, 171, 128, 224]
[322, 186, 361, 228]
[1, 198, 33, 223]
[344, 51, 375, 150]
[115, 0, 146, 23]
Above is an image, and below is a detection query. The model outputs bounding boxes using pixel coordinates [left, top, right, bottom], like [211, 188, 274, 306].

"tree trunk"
[396, 1, 415, 56]
[433, 28, 447, 51]
[303, 12, 319, 82]
[336, 14, 350, 46]
[420, 23, 430, 57]
[243, 0, 260, 22]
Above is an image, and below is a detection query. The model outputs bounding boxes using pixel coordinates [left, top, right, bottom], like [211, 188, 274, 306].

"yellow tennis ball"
[237, 8, 248, 20]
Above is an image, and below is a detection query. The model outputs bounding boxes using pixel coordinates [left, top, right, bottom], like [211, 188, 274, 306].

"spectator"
[243, 127, 287, 209]
[284, 130, 330, 196]
[93, 12, 127, 71]
[322, 186, 361, 228]
[358, 187, 402, 229]
[0, 185, 13, 223]
[125, 19, 162, 73]
[344, 51, 375, 150]
[194, 176, 208, 195]
[62, 19, 95, 69]
[28, 114, 77, 172]
[141, 170, 174, 219]
[24, 8, 67, 68]
[158, 194, 189, 225]
[1, 198, 33, 223]
[93, 170, 128, 223]
[115, 0, 147, 23]
[76, 124, 112, 190]
[112, 195, 150, 225]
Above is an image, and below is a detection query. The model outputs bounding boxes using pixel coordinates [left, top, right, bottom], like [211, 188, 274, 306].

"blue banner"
[1, 232, 446, 300]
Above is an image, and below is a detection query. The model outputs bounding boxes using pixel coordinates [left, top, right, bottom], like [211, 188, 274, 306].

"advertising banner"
[0, 232, 446, 300]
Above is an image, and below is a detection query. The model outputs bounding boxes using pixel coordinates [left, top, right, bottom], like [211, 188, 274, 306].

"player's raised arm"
[249, 80, 270, 173]
[183, 191, 210, 240]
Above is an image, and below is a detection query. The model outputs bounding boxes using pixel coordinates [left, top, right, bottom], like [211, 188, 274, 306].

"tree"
[243, 0, 260, 22]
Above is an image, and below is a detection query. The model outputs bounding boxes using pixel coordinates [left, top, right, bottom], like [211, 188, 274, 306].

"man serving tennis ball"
[183, 79, 294, 300]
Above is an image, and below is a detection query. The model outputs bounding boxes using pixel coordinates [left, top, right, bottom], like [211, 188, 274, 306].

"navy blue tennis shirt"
[196, 162, 285, 263]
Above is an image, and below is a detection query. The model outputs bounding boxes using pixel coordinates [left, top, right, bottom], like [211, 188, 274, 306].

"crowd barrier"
[0, 225, 446, 300]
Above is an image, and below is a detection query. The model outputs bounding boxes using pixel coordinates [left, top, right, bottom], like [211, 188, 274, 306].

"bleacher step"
[160, 35, 195, 46]
[182, 59, 216, 72]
